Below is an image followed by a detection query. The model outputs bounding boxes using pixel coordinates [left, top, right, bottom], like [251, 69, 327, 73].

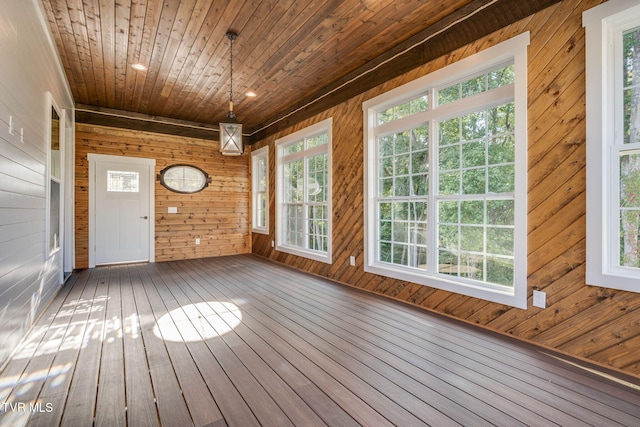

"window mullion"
[428, 115, 438, 273]
[303, 155, 309, 251]
[364, 32, 528, 306]
[276, 118, 332, 262]
[610, 144, 620, 273]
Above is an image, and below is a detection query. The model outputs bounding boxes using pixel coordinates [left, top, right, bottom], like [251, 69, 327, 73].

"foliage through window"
[364, 33, 529, 308]
[252, 146, 269, 234]
[438, 65, 514, 106]
[377, 94, 429, 125]
[276, 119, 332, 263]
[436, 102, 516, 286]
[584, 0, 640, 293]
[620, 27, 640, 268]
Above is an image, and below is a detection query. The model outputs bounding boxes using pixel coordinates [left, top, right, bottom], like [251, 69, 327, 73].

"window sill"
[365, 262, 527, 309]
[276, 244, 332, 264]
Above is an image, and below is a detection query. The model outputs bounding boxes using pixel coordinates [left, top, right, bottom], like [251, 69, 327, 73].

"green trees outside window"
[375, 62, 517, 288]
[620, 27, 640, 268]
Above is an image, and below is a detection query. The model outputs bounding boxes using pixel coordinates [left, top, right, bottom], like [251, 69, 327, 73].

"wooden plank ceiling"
[42, 0, 560, 142]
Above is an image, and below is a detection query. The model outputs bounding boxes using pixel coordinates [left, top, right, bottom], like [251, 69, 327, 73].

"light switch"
[168, 207, 178, 214]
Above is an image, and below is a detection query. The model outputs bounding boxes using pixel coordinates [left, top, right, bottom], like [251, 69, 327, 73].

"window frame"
[251, 145, 269, 234]
[158, 164, 211, 194]
[275, 118, 333, 263]
[584, 0, 640, 292]
[46, 94, 63, 258]
[363, 33, 529, 308]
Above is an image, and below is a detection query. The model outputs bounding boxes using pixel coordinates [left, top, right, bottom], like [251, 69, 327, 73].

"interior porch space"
[1, 255, 639, 426]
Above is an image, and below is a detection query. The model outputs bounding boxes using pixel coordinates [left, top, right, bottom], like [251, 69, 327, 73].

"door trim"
[88, 153, 155, 268]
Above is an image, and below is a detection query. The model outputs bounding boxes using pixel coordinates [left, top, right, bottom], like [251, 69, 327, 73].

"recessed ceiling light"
[132, 63, 147, 71]
[245, 91, 257, 98]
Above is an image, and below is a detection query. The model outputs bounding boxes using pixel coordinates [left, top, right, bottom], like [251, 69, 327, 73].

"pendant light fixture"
[219, 31, 243, 156]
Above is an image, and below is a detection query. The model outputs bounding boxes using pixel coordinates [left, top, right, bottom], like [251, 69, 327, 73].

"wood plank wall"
[252, 0, 640, 377]
[75, 123, 250, 267]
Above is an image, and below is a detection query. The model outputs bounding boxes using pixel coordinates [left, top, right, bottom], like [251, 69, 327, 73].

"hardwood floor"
[1, 255, 639, 426]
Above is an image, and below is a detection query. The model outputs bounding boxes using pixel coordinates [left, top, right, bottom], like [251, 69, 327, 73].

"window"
[276, 119, 332, 263]
[108, 170, 140, 192]
[363, 33, 529, 308]
[48, 103, 62, 255]
[584, 0, 640, 292]
[158, 164, 210, 193]
[251, 145, 269, 234]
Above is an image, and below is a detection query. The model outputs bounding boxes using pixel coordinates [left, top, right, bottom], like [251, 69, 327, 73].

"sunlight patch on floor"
[153, 302, 242, 343]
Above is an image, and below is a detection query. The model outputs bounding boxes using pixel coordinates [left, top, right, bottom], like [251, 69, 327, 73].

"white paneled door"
[89, 154, 155, 266]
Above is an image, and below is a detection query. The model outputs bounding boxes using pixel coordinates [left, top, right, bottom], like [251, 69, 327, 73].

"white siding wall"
[0, 0, 74, 367]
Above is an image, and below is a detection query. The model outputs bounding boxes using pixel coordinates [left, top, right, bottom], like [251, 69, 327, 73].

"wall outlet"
[168, 206, 177, 214]
[349, 255, 356, 266]
[271, 240, 275, 248]
[533, 290, 546, 308]
[195, 238, 200, 245]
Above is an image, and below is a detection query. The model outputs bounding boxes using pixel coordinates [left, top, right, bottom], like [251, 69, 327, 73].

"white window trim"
[363, 33, 529, 308]
[584, 0, 640, 292]
[46, 93, 63, 259]
[251, 145, 269, 234]
[275, 118, 333, 264]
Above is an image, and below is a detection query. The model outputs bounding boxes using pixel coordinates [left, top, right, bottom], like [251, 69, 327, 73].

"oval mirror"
[158, 164, 211, 193]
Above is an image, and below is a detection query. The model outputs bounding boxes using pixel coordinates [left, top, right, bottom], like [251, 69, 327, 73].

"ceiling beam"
[75, 104, 220, 141]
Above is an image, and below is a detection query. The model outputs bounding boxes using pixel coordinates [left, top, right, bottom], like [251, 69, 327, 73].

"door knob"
[140, 216, 148, 219]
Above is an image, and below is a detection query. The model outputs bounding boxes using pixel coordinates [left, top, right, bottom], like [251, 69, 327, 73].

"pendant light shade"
[220, 110, 242, 155]
[220, 31, 243, 156]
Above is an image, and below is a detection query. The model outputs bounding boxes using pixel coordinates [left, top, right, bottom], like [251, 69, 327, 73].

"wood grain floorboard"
[1, 254, 639, 427]
[159, 261, 327, 427]
[228, 256, 633, 425]
[134, 263, 203, 426]
[119, 265, 159, 427]
[178, 258, 400, 427]
[1, 271, 85, 427]
[95, 264, 126, 427]
[222, 260, 532, 425]
[242, 256, 640, 424]
[192, 260, 455, 426]
[144, 266, 226, 426]
[166, 261, 359, 427]
[59, 266, 110, 427]
[28, 270, 91, 427]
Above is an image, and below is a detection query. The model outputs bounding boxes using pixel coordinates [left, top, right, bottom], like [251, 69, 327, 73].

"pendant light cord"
[226, 31, 238, 117]
[229, 35, 233, 107]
